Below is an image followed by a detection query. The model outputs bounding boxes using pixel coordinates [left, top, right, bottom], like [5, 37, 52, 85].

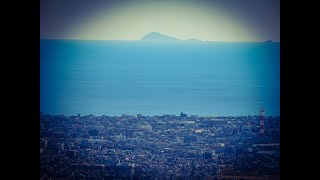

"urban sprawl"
[40, 112, 280, 180]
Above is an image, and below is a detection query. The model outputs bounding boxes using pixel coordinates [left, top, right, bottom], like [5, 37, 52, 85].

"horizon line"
[40, 38, 280, 43]
[40, 112, 280, 117]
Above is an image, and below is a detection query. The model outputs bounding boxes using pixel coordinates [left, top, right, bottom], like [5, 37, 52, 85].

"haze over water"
[40, 40, 279, 116]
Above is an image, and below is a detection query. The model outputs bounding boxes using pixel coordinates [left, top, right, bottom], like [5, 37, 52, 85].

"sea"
[40, 40, 280, 116]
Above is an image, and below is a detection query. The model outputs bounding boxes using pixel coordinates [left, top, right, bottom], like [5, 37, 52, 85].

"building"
[180, 112, 187, 118]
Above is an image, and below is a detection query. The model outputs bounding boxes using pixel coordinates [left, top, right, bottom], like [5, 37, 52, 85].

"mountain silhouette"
[141, 32, 178, 41]
[140, 32, 204, 43]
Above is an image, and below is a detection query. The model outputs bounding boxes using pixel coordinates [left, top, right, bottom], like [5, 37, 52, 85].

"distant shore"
[40, 113, 280, 118]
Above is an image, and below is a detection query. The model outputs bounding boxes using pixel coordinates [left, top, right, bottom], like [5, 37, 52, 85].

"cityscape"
[40, 1, 280, 179]
[40, 109, 280, 180]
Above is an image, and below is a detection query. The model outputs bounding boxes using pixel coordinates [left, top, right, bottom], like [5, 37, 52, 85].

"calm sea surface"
[40, 40, 280, 116]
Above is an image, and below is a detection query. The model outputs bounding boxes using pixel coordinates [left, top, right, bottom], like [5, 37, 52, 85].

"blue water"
[40, 40, 280, 116]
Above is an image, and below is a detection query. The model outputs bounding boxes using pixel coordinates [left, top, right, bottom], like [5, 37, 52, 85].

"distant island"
[139, 32, 278, 43]
[141, 32, 203, 42]
[141, 32, 178, 41]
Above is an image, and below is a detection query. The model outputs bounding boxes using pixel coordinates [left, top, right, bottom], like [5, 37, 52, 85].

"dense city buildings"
[40, 113, 280, 179]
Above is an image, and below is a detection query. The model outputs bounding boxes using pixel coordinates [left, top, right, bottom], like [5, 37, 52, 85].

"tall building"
[180, 112, 187, 118]
[260, 108, 265, 136]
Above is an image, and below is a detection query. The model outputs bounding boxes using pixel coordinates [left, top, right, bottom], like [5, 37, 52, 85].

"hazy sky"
[40, 0, 279, 42]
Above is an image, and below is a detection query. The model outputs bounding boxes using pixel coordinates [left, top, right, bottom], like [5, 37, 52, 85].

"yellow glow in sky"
[69, 1, 260, 41]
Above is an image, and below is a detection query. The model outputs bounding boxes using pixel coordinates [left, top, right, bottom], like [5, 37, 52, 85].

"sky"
[40, 0, 279, 42]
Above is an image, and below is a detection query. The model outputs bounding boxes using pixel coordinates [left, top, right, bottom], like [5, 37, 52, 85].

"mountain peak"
[141, 32, 178, 41]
